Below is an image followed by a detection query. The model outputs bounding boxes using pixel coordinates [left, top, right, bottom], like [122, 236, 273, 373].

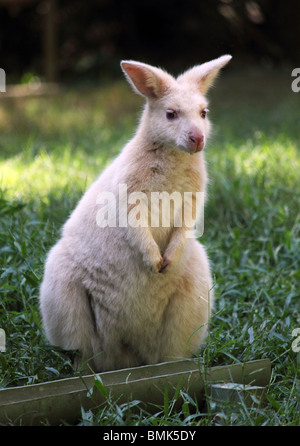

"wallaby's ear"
[121, 61, 174, 99]
[177, 55, 232, 95]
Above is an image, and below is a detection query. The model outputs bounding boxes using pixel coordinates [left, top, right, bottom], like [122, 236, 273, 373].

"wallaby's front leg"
[160, 191, 202, 273]
[142, 228, 164, 272]
[126, 199, 163, 272]
[127, 225, 163, 272]
[160, 226, 187, 273]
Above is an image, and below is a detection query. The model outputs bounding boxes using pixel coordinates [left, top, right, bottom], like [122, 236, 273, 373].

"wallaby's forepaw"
[159, 254, 171, 273]
[143, 251, 164, 273]
[155, 256, 165, 273]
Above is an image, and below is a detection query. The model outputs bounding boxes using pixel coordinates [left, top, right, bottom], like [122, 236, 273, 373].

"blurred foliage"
[0, 0, 300, 83]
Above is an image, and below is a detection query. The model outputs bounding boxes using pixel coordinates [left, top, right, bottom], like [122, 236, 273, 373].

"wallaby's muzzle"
[187, 128, 205, 153]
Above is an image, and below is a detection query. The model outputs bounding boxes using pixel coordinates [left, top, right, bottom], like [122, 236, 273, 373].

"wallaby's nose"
[187, 129, 204, 153]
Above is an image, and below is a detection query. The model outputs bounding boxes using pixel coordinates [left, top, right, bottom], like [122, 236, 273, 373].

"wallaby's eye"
[166, 109, 178, 120]
[200, 108, 209, 119]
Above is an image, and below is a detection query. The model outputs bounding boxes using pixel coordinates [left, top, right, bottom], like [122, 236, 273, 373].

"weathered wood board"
[0, 358, 271, 425]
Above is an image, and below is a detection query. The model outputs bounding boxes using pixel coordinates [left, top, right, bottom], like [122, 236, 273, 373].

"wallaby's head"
[121, 55, 231, 154]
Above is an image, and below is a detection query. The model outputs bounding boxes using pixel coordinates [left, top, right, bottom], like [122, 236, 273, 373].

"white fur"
[40, 55, 232, 372]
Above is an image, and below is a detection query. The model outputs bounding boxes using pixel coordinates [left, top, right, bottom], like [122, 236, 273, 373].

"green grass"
[0, 68, 299, 425]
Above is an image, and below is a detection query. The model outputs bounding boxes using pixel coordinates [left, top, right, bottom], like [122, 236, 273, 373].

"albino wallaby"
[40, 55, 232, 372]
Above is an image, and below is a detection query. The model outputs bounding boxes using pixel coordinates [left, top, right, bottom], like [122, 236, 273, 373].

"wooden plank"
[0, 358, 271, 425]
[210, 383, 267, 409]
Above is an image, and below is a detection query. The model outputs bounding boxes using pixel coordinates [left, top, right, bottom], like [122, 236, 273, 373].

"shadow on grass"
[0, 80, 141, 160]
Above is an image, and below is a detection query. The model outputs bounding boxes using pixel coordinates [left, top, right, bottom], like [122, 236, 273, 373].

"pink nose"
[187, 129, 204, 152]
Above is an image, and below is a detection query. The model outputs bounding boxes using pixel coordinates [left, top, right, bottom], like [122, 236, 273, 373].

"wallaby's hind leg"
[159, 241, 213, 362]
[40, 242, 101, 372]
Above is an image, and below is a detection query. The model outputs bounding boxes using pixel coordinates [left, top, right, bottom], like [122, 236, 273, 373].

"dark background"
[0, 0, 300, 84]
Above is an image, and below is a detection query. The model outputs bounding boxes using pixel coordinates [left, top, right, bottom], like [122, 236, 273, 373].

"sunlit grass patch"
[0, 143, 102, 201]
[0, 83, 139, 200]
